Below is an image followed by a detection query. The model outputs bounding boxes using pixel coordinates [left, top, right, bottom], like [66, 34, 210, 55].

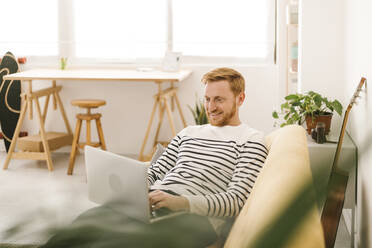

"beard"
[207, 101, 237, 127]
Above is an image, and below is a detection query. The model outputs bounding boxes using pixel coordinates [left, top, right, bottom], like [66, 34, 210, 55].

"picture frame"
[162, 51, 182, 72]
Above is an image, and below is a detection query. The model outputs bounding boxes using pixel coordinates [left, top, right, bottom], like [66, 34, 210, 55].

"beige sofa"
[224, 125, 325, 248]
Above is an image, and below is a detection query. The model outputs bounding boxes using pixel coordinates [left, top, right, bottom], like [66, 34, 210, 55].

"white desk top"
[3, 68, 192, 82]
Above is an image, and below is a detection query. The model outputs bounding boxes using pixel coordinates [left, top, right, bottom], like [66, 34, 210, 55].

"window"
[74, 0, 167, 59]
[173, 0, 273, 59]
[0, 0, 275, 64]
[0, 0, 58, 56]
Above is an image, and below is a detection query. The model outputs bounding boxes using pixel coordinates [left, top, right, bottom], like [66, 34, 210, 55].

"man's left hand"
[149, 190, 190, 212]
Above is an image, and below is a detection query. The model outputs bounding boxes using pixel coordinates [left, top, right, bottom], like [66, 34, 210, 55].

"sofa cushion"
[224, 125, 325, 248]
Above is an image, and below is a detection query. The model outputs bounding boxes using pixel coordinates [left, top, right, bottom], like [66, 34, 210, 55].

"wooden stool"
[68, 99, 106, 175]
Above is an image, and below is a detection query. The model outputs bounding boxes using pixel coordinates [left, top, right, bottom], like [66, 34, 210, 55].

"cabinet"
[286, 0, 299, 94]
[307, 133, 357, 246]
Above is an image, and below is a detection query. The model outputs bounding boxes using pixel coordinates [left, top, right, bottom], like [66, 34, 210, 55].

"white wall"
[301, 0, 372, 246]
[300, 0, 348, 137]
[344, 0, 372, 246]
[15, 65, 278, 156]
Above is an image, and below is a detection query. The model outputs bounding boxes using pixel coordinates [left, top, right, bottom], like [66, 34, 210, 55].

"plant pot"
[305, 112, 333, 135]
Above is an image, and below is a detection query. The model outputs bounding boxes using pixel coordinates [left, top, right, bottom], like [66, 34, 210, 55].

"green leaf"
[308, 91, 316, 97]
[251, 178, 318, 248]
[195, 103, 201, 116]
[272, 111, 279, 119]
[281, 102, 290, 110]
[188, 96, 208, 125]
[313, 95, 322, 108]
[284, 94, 299, 101]
[332, 100, 343, 115]
[187, 105, 197, 119]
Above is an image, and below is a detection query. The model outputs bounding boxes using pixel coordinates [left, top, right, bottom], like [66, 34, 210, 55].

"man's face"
[204, 80, 244, 126]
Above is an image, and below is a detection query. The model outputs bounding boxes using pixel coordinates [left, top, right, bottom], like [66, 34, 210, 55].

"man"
[42, 68, 267, 248]
[148, 67, 267, 234]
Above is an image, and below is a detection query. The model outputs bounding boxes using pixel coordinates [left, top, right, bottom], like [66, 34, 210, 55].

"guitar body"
[0, 52, 21, 152]
[321, 172, 348, 248]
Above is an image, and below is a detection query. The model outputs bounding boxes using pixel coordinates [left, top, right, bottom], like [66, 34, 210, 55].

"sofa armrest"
[224, 125, 325, 248]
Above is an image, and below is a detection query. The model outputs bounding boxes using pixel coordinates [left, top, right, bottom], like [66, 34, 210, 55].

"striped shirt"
[148, 124, 267, 219]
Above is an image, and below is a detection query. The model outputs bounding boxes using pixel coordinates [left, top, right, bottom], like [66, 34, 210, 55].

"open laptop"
[84, 146, 185, 223]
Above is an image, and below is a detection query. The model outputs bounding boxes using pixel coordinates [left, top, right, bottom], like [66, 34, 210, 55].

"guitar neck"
[331, 108, 350, 175]
[331, 77, 365, 174]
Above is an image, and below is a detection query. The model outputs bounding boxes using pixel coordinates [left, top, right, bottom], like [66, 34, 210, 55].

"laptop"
[84, 146, 185, 223]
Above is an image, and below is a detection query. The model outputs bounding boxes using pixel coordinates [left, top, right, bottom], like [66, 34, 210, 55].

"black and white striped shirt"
[148, 124, 267, 218]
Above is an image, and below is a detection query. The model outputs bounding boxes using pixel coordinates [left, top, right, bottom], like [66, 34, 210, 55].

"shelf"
[17, 132, 73, 152]
[286, 1, 299, 94]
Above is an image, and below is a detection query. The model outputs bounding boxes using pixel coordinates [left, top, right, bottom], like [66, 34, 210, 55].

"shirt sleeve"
[184, 136, 268, 217]
[147, 134, 181, 186]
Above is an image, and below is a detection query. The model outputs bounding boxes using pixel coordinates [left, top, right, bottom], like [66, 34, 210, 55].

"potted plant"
[188, 97, 208, 125]
[272, 91, 343, 134]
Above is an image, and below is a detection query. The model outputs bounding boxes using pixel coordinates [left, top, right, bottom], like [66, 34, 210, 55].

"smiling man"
[147, 67, 267, 243]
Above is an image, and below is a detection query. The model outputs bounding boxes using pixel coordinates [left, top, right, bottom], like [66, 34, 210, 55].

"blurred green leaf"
[314, 94, 322, 108]
[332, 100, 343, 116]
[188, 95, 208, 125]
[251, 177, 318, 248]
[284, 94, 299, 101]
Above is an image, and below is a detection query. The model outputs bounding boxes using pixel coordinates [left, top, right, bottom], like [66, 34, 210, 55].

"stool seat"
[68, 99, 106, 175]
[71, 99, 106, 108]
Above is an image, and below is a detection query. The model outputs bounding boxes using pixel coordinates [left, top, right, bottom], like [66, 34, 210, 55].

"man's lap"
[41, 205, 217, 248]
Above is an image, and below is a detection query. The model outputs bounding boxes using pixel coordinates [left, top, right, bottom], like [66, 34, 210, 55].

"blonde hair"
[202, 67, 245, 96]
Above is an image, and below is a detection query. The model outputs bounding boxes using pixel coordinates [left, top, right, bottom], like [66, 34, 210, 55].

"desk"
[2, 68, 192, 170]
[307, 133, 357, 246]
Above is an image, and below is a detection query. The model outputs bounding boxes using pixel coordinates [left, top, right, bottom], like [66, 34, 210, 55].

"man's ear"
[237, 92, 245, 106]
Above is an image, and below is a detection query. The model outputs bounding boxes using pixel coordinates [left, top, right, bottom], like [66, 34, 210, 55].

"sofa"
[2, 125, 324, 248]
[223, 125, 325, 248]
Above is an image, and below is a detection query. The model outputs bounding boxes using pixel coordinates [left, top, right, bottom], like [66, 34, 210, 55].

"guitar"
[0, 52, 21, 152]
[320, 77, 366, 248]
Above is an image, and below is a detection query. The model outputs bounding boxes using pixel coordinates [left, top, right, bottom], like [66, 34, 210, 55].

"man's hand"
[149, 190, 190, 212]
